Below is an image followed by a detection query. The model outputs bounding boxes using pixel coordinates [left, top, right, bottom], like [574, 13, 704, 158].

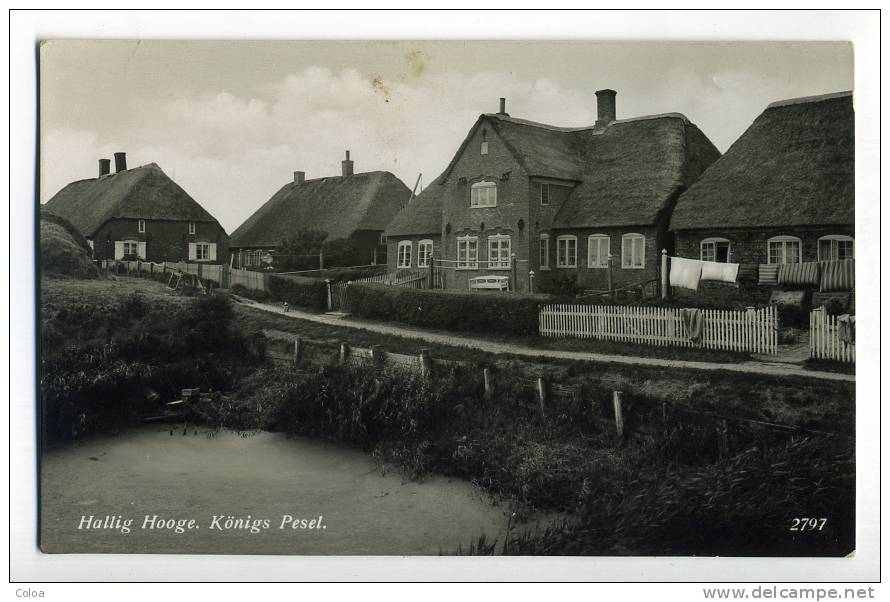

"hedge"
[348, 283, 554, 336]
[267, 274, 328, 311]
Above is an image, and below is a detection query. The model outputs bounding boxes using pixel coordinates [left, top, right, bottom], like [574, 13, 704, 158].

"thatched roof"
[43, 163, 221, 237]
[383, 172, 446, 237]
[230, 171, 411, 248]
[553, 115, 721, 228]
[39, 210, 99, 279]
[386, 110, 720, 236]
[670, 91, 854, 231]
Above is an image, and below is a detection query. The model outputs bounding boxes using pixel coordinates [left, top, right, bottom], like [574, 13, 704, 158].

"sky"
[39, 40, 853, 234]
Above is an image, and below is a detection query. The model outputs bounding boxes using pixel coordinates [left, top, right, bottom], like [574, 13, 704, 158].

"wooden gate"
[328, 281, 349, 312]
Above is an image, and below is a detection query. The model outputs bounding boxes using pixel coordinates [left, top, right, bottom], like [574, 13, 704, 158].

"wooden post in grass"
[511, 253, 518, 292]
[607, 254, 613, 296]
[483, 368, 493, 399]
[371, 344, 385, 365]
[419, 349, 432, 380]
[612, 391, 625, 437]
[339, 342, 350, 365]
[528, 270, 535, 294]
[293, 338, 303, 365]
[325, 279, 333, 312]
[428, 252, 435, 289]
[661, 249, 669, 300]
[536, 378, 547, 417]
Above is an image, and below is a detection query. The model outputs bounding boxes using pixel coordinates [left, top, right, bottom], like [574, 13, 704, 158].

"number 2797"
[790, 518, 827, 531]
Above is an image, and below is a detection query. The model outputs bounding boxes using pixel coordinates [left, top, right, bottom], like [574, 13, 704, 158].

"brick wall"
[92, 218, 229, 264]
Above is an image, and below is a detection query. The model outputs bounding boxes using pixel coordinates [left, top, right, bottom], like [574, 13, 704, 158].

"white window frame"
[123, 240, 139, 257]
[587, 234, 610, 268]
[540, 183, 551, 206]
[480, 141, 489, 155]
[487, 234, 512, 270]
[556, 235, 577, 268]
[189, 222, 196, 234]
[539, 234, 550, 270]
[817, 235, 854, 261]
[195, 242, 210, 261]
[456, 235, 479, 269]
[417, 239, 434, 268]
[137, 219, 145, 233]
[700, 237, 731, 263]
[767, 235, 803, 265]
[470, 181, 497, 208]
[621, 233, 646, 269]
[397, 241, 412, 268]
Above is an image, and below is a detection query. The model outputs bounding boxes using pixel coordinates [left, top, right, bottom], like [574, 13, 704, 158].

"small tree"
[322, 238, 361, 268]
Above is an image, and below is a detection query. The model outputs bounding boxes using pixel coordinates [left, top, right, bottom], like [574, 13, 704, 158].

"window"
[470, 181, 497, 208]
[557, 235, 577, 268]
[539, 234, 550, 270]
[115, 240, 145, 260]
[397, 241, 412, 268]
[417, 240, 434, 268]
[123, 241, 139, 257]
[457, 236, 479, 269]
[767, 236, 802, 265]
[621, 233, 645, 269]
[540, 183, 551, 206]
[189, 242, 216, 262]
[189, 222, 196, 234]
[586, 235, 610, 268]
[818, 235, 854, 261]
[480, 141, 489, 155]
[701, 237, 731, 263]
[137, 219, 145, 233]
[487, 235, 511, 269]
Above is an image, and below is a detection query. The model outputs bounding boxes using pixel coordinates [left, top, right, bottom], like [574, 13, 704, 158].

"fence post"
[607, 254, 613, 295]
[612, 391, 625, 437]
[528, 270, 535, 294]
[536, 378, 547, 418]
[510, 253, 518, 292]
[325, 279, 333, 312]
[428, 252, 434, 289]
[661, 249, 669, 299]
[293, 338, 303, 365]
[319, 249, 325, 270]
[483, 367, 493, 399]
[371, 344, 385, 365]
[419, 349, 432, 380]
[339, 342, 350, 365]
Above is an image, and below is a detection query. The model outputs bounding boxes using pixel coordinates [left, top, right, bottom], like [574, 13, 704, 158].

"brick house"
[384, 92, 720, 294]
[230, 151, 411, 268]
[670, 91, 854, 303]
[44, 153, 229, 264]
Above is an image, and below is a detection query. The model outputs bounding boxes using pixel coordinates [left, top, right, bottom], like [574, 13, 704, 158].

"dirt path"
[235, 297, 855, 383]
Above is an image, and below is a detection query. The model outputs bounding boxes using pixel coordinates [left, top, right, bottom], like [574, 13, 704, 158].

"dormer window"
[137, 219, 145, 233]
[470, 181, 497, 208]
[481, 141, 489, 155]
[189, 222, 196, 235]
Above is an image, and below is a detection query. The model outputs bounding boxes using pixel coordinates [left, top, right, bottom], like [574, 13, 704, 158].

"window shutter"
[136, 242, 147, 259]
[188, 242, 197, 261]
[114, 241, 124, 260]
[208, 243, 217, 261]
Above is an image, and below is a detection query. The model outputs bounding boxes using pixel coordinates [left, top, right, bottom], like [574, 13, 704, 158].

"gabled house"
[670, 91, 854, 273]
[44, 153, 229, 264]
[230, 151, 411, 268]
[385, 92, 721, 293]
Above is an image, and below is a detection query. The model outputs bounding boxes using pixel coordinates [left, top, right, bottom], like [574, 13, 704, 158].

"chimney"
[99, 159, 111, 177]
[341, 150, 354, 177]
[293, 171, 305, 185]
[595, 89, 617, 128]
[113, 152, 127, 173]
[497, 97, 509, 116]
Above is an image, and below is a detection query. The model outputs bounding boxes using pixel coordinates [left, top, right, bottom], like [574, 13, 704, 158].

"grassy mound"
[40, 211, 99, 279]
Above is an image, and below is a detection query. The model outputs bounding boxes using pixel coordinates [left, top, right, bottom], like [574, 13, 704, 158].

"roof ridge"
[766, 90, 852, 109]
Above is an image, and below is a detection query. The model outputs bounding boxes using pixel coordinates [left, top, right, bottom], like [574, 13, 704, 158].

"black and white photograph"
[9, 8, 881, 589]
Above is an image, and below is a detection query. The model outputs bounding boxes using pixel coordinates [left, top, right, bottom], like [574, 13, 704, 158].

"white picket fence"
[351, 270, 428, 288]
[810, 309, 855, 363]
[229, 267, 267, 292]
[540, 303, 779, 354]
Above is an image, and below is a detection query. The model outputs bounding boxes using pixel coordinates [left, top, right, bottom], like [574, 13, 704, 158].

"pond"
[40, 426, 517, 555]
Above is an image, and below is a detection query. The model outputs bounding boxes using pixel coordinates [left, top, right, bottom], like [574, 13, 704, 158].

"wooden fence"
[228, 267, 267, 292]
[810, 309, 855, 363]
[96, 259, 261, 291]
[540, 303, 779, 355]
[350, 270, 428, 288]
